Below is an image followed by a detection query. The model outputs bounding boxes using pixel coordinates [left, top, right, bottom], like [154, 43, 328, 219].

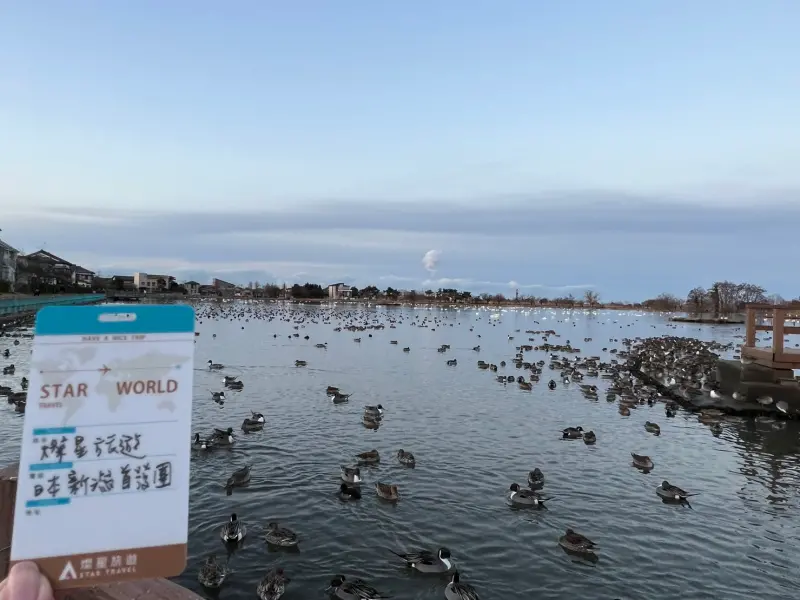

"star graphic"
[99, 365, 111, 375]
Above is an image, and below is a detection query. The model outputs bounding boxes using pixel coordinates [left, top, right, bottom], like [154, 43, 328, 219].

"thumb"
[0, 562, 53, 600]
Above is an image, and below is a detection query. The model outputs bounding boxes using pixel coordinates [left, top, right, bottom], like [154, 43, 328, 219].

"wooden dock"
[0, 464, 202, 600]
[741, 303, 800, 370]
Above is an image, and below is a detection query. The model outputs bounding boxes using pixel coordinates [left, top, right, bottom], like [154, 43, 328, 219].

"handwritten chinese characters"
[37, 432, 144, 463]
[30, 462, 173, 500]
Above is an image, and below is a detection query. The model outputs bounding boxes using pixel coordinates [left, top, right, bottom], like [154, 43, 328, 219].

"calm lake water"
[2, 303, 800, 600]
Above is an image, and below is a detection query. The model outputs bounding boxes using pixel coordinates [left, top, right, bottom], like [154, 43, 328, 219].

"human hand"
[0, 562, 53, 600]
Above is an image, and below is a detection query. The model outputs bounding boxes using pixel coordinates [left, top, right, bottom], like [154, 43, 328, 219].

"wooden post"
[772, 306, 785, 357]
[745, 306, 757, 348]
[0, 463, 202, 600]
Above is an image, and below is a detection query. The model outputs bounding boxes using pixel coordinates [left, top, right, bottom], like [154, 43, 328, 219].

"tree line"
[642, 281, 797, 315]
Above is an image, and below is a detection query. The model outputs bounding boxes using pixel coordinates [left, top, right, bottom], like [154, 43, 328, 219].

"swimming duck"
[562, 426, 583, 439]
[356, 449, 380, 465]
[390, 547, 453, 573]
[375, 482, 399, 501]
[295, 360, 307, 367]
[341, 465, 362, 484]
[445, 571, 480, 600]
[264, 522, 299, 547]
[631, 453, 654, 470]
[222, 375, 238, 384]
[211, 391, 226, 401]
[1, 349, 8, 358]
[645, 421, 661, 435]
[256, 567, 290, 600]
[397, 449, 416, 467]
[220, 513, 246, 543]
[226, 379, 244, 390]
[527, 468, 545, 489]
[656, 480, 696, 507]
[548, 379, 557, 390]
[225, 465, 252, 491]
[582, 430, 597, 445]
[198, 555, 228, 588]
[338, 482, 361, 501]
[331, 392, 351, 403]
[364, 404, 384, 418]
[508, 483, 548, 508]
[207, 360, 224, 370]
[558, 528, 597, 555]
[20, 377, 27, 390]
[327, 575, 387, 600]
[242, 415, 264, 432]
[192, 433, 215, 451]
[212, 427, 235, 446]
[446, 359, 458, 366]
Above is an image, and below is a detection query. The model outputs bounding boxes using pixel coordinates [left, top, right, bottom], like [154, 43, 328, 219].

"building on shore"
[133, 272, 176, 292]
[0, 238, 20, 288]
[327, 282, 352, 299]
[183, 280, 201, 295]
[19, 249, 95, 288]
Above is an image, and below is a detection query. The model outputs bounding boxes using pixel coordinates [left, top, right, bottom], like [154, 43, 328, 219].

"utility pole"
[515, 288, 519, 301]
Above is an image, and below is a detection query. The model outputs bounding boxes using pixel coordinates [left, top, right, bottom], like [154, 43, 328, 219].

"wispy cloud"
[2, 191, 798, 299]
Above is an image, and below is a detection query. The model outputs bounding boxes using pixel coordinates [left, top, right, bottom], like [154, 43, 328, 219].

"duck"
[562, 426, 583, 439]
[558, 528, 597, 555]
[548, 379, 557, 390]
[327, 575, 387, 600]
[226, 379, 244, 391]
[445, 571, 480, 600]
[331, 392, 351, 403]
[656, 480, 696, 506]
[256, 567, 290, 600]
[397, 449, 416, 467]
[222, 375, 238, 385]
[645, 421, 661, 435]
[375, 482, 399, 501]
[212, 427, 235, 446]
[242, 414, 265, 432]
[527, 468, 545, 489]
[220, 513, 246, 543]
[389, 547, 453, 573]
[446, 358, 458, 366]
[211, 391, 226, 402]
[340, 466, 362, 484]
[631, 453, 654, 470]
[356, 449, 380, 465]
[582, 430, 597, 445]
[264, 522, 299, 547]
[225, 465, 252, 491]
[338, 482, 361, 501]
[197, 555, 228, 588]
[294, 360, 307, 367]
[207, 360, 224, 370]
[363, 404, 384, 418]
[192, 433, 215, 451]
[508, 483, 548, 508]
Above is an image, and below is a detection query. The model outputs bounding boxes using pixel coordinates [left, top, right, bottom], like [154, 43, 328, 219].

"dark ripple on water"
[2, 308, 800, 599]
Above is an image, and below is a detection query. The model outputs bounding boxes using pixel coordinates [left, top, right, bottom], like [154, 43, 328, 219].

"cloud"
[422, 249, 441, 273]
[1, 190, 798, 299]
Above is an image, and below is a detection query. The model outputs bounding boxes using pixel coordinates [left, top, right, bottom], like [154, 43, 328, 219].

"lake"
[2, 303, 800, 600]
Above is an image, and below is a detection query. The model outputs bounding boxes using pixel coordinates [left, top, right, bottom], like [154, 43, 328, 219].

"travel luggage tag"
[9, 304, 196, 588]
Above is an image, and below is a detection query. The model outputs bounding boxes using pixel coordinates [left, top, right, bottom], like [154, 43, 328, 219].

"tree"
[686, 287, 709, 315]
[710, 281, 739, 316]
[583, 290, 599, 307]
[384, 286, 399, 298]
[424, 289, 434, 296]
[263, 283, 281, 298]
[407, 290, 417, 303]
[361, 285, 380, 298]
[349, 286, 359, 298]
[735, 283, 767, 305]
[642, 293, 682, 311]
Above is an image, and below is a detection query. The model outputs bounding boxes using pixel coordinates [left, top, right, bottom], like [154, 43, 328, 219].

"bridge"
[740, 303, 800, 370]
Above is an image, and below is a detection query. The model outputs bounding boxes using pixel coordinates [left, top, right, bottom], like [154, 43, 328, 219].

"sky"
[1, 1, 798, 301]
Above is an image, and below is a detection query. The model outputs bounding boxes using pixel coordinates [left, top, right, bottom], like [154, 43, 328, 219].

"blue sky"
[1, 1, 798, 301]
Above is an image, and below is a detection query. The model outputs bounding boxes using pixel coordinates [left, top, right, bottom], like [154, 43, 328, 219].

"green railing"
[0, 294, 105, 316]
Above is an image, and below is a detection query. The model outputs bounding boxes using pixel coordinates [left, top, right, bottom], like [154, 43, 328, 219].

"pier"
[0, 464, 202, 600]
[0, 294, 105, 324]
[740, 303, 800, 370]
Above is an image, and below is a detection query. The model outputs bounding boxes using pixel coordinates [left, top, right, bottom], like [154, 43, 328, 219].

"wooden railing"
[0, 464, 201, 600]
[741, 303, 800, 369]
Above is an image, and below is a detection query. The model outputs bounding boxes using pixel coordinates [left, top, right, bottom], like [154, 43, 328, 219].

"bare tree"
[583, 290, 599, 307]
[643, 293, 682, 312]
[686, 287, 709, 315]
[710, 281, 739, 316]
[735, 283, 767, 305]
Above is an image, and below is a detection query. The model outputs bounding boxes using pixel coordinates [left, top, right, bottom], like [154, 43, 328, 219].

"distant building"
[183, 281, 201, 295]
[327, 283, 352, 299]
[22, 249, 95, 287]
[110, 275, 135, 290]
[0, 238, 19, 286]
[212, 278, 237, 289]
[198, 284, 216, 296]
[133, 272, 175, 292]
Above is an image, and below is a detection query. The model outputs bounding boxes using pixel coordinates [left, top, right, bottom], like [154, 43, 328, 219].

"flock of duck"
[165, 300, 782, 600]
[0, 303, 788, 599]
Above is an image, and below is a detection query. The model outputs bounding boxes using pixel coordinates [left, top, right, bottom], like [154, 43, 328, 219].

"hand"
[0, 562, 53, 600]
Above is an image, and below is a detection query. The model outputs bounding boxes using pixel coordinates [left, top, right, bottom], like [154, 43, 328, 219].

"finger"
[0, 562, 51, 600]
